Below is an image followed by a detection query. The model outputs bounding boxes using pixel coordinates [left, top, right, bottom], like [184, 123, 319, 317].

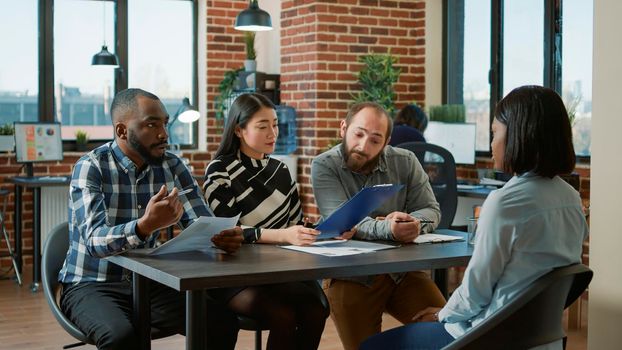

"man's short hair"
[345, 102, 393, 140]
[110, 88, 160, 122]
[494, 85, 575, 178]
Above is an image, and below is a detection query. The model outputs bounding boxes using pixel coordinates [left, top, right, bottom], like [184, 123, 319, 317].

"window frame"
[38, 0, 199, 149]
[444, 0, 589, 161]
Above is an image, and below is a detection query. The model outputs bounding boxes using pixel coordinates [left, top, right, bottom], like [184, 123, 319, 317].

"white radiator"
[41, 187, 69, 248]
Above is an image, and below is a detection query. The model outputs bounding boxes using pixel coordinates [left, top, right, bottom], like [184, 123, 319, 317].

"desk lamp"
[168, 97, 200, 150]
[234, 0, 273, 31]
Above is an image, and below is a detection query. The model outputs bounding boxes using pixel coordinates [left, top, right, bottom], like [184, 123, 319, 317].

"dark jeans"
[359, 322, 455, 350]
[61, 280, 238, 350]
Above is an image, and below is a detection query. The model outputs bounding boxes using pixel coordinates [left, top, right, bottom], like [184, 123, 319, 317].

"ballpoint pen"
[177, 188, 193, 196]
[395, 219, 435, 224]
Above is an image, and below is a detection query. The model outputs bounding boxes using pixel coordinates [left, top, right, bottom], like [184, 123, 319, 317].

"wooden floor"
[0, 269, 587, 350]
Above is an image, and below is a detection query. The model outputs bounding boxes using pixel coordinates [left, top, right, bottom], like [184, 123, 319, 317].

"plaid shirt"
[59, 141, 212, 283]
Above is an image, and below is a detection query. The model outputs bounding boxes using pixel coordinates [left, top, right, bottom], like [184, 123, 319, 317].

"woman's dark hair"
[395, 104, 428, 132]
[214, 93, 276, 159]
[494, 85, 575, 178]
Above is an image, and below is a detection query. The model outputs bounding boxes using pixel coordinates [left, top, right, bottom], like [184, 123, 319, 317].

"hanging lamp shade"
[92, 45, 119, 66]
[234, 0, 272, 31]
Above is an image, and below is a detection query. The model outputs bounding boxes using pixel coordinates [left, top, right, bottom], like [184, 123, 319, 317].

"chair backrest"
[396, 142, 457, 229]
[41, 221, 91, 343]
[442, 263, 593, 350]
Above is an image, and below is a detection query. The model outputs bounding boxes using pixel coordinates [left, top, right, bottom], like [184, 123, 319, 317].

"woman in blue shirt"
[361, 85, 588, 350]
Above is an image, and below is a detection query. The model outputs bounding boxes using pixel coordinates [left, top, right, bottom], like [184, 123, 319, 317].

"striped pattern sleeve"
[203, 159, 241, 218]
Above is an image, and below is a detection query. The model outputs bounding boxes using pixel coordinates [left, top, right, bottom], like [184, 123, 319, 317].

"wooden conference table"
[108, 229, 473, 350]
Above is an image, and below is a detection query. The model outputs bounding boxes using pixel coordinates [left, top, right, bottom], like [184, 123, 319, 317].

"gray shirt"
[311, 144, 441, 285]
[311, 144, 441, 240]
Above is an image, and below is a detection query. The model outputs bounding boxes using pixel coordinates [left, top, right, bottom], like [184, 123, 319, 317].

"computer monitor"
[424, 121, 476, 165]
[14, 122, 63, 176]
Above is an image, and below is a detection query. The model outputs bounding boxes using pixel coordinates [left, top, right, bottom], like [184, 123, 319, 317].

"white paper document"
[149, 214, 240, 256]
[414, 233, 463, 244]
[281, 239, 397, 257]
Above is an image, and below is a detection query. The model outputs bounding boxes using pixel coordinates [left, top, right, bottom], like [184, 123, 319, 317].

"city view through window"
[463, 0, 592, 156]
[0, 0, 194, 145]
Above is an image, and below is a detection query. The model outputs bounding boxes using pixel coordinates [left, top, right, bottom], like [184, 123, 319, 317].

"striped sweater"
[203, 151, 302, 234]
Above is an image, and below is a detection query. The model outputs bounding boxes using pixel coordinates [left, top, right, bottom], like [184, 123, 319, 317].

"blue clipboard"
[316, 184, 404, 238]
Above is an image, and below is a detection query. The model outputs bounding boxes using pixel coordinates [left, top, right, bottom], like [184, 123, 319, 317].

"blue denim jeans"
[360, 322, 455, 350]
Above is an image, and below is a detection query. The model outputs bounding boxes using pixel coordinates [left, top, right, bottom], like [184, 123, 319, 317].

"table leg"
[133, 272, 151, 350]
[186, 289, 207, 350]
[13, 185, 22, 275]
[433, 268, 448, 299]
[31, 187, 41, 292]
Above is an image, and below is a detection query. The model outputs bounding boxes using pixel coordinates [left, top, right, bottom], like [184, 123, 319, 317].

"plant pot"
[244, 59, 257, 72]
[0, 135, 14, 152]
[75, 143, 88, 152]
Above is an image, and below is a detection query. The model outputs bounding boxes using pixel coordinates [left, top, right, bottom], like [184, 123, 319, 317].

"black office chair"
[237, 280, 330, 350]
[42, 222, 177, 349]
[441, 263, 593, 350]
[396, 142, 458, 229]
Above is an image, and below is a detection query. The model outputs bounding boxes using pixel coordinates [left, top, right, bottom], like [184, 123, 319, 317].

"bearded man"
[311, 101, 446, 350]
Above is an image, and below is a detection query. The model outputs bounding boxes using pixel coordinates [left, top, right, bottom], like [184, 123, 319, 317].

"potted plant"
[352, 52, 401, 117]
[214, 67, 244, 127]
[75, 129, 89, 152]
[0, 123, 15, 152]
[429, 104, 466, 123]
[243, 31, 257, 72]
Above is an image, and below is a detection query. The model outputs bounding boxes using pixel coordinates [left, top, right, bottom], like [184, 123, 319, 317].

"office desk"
[108, 229, 472, 350]
[7, 176, 70, 292]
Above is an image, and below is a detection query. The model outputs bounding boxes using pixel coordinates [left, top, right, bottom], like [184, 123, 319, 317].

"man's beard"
[341, 140, 381, 174]
[128, 131, 166, 166]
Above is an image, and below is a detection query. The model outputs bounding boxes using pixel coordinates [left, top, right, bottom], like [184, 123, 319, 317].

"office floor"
[0, 270, 587, 350]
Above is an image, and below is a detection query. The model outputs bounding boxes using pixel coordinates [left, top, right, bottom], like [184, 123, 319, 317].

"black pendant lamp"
[234, 0, 273, 32]
[92, 45, 119, 66]
[92, 1, 119, 66]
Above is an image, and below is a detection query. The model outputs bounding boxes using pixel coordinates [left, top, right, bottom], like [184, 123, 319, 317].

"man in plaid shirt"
[58, 88, 243, 349]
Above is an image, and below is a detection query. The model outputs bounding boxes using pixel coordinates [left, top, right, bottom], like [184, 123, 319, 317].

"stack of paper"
[414, 233, 463, 244]
[281, 240, 397, 257]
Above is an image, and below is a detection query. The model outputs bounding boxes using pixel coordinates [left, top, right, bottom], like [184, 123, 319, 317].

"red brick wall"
[279, 0, 427, 219]
[205, 0, 248, 155]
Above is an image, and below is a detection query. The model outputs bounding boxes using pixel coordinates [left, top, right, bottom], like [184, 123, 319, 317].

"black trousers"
[61, 280, 239, 350]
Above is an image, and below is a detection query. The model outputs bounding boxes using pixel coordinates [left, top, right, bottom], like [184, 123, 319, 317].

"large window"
[463, 0, 491, 152]
[0, 0, 198, 148]
[0, 0, 39, 123]
[562, 0, 593, 157]
[129, 0, 195, 146]
[503, 0, 544, 95]
[446, 0, 593, 157]
[54, 0, 116, 140]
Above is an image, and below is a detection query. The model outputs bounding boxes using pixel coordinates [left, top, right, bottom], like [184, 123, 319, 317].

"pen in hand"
[178, 188, 193, 196]
[395, 219, 435, 224]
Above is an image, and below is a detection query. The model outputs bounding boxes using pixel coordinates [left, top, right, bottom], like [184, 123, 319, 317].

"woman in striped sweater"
[203, 93, 328, 350]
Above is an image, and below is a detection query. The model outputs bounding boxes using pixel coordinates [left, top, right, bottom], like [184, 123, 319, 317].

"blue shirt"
[439, 173, 588, 346]
[59, 141, 211, 283]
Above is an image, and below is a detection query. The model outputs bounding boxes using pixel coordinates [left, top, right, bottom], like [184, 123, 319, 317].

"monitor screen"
[424, 121, 476, 165]
[14, 122, 63, 163]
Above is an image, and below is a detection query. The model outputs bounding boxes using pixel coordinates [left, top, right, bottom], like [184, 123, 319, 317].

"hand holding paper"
[149, 214, 241, 256]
